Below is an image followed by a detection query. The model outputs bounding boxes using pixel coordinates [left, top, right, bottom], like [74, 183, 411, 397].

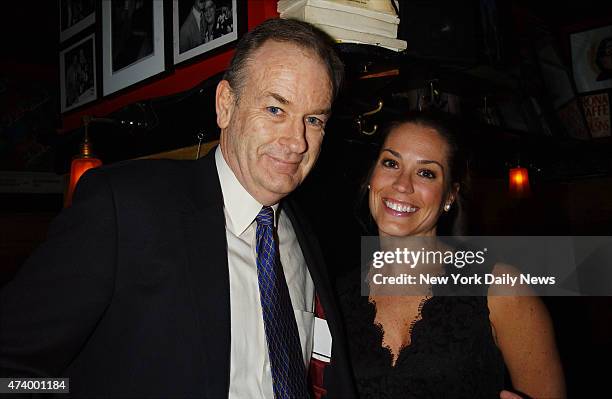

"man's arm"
[0, 169, 117, 377]
[179, 16, 196, 54]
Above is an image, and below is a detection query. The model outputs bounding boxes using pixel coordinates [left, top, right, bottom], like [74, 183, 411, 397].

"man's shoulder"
[87, 156, 215, 201]
[180, 11, 196, 29]
[100, 157, 193, 180]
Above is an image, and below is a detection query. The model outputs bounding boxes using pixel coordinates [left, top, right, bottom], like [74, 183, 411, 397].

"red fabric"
[309, 358, 328, 399]
[308, 295, 328, 398]
[314, 293, 326, 319]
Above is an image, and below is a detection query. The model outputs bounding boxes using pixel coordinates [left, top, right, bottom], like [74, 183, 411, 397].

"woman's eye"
[381, 159, 398, 169]
[266, 106, 282, 115]
[418, 169, 436, 179]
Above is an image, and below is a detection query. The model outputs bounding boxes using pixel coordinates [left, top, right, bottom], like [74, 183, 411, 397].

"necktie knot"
[256, 206, 274, 227]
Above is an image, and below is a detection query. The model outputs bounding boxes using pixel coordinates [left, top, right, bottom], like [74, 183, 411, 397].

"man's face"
[193, 0, 205, 12]
[216, 40, 333, 206]
[204, 0, 215, 24]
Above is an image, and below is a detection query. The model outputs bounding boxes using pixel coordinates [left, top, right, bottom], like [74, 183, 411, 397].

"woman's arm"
[488, 264, 566, 399]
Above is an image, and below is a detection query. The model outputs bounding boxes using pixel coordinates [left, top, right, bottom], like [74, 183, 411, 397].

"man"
[179, 0, 206, 53]
[0, 19, 353, 398]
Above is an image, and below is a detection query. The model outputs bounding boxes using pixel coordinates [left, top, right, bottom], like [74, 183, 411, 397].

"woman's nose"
[392, 172, 414, 194]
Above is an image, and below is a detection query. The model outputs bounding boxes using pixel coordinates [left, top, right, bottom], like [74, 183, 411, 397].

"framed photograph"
[60, 0, 96, 42]
[102, 0, 165, 96]
[570, 25, 612, 93]
[60, 33, 97, 113]
[173, 0, 239, 65]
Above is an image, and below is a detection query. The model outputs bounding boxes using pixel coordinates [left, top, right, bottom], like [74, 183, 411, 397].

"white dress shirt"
[215, 147, 315, 398]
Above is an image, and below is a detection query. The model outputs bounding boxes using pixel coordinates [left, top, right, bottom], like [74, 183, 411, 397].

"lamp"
[64, 116, 103, 207]
[508, 166, 530, 198]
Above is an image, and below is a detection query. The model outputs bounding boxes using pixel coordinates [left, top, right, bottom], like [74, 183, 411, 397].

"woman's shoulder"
[486, 262, 550, 343]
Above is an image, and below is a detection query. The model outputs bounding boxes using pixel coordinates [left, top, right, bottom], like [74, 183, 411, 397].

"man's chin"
[260, 175, 302, 197]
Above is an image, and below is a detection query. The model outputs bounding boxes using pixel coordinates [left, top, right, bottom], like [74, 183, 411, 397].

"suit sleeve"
[179, 17, 194, 54]
[0, 168, 117, 377]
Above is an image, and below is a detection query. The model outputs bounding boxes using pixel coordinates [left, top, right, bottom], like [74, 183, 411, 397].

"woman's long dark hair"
[354, 109, 472, 236]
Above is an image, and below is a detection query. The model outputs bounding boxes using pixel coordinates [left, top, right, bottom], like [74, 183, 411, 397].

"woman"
[337, 111, 565, 398]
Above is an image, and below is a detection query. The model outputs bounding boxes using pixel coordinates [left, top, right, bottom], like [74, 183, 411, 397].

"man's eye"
[306, 116, 324, 128]
[418, 169, 436, 179]
[381, 159, 398, 169]
[266, 106, 282, 115]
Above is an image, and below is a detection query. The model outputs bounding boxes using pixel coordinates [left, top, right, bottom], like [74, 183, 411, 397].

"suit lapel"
[283, 199, 357, 398]
[282, 199, 333, 311]
[181, 151, 230, 397]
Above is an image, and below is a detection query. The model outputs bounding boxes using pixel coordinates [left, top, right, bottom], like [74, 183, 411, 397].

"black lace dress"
[337, 261, 506, 399]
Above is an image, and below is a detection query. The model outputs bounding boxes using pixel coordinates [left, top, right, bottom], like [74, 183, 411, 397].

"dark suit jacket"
[0, 151, 356, 398]
[179, 11, 201, 53]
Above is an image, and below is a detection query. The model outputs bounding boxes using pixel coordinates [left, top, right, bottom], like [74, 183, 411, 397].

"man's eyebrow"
[264, 91, 290, 105]
[264, 91, 331, 115]
[311, 107, 332, 116]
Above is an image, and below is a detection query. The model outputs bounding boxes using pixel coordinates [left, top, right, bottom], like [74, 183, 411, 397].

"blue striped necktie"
[255, 206, 309, 399]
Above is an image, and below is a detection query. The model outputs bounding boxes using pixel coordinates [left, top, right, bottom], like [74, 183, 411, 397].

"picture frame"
[102, 0, 166, 96]
[60, 33, 97, 113]
[570, 24, 612, 94]
[173, 0, 240, 66]
[59, 0, 96, 42]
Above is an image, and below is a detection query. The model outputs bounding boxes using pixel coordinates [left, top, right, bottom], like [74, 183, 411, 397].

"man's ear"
[216, 80, 235, 129]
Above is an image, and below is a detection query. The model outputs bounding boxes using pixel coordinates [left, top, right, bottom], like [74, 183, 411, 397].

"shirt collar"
[215, 146, 279, 236]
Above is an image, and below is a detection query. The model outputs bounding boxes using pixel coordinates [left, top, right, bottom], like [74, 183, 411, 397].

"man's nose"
[280, 117, 308, 154]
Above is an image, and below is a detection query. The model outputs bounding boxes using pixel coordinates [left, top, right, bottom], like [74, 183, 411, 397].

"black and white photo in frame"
[571, 25, 612, 93]
[60, 33, 97, 112]
[60, 34, 98, 112]
[173, 0, 238, 65]
[60, 0, 95, 42]
[102, 0, 165, 96]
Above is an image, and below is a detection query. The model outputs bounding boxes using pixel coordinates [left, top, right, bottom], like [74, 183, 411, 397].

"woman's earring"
[367, 184, 371, 190]
[444, 203, 451, 212]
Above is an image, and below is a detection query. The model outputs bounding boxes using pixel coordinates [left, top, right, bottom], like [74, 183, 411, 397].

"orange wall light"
[509, 167, 530, 197]
[64, 117, 102, 207]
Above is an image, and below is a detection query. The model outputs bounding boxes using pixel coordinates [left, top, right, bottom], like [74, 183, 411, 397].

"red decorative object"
[509, 167, 530, 197]
[64, 118, 102, 207]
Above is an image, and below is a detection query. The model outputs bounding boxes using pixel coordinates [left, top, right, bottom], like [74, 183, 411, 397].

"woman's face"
[369, 123, 456, 237]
